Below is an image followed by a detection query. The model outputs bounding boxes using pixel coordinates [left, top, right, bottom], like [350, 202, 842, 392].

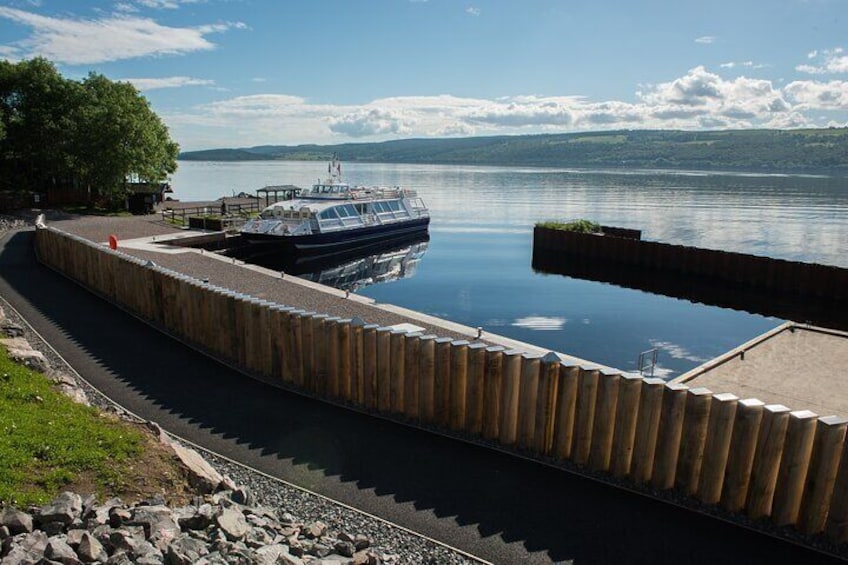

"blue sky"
[1, 0, 847, 151]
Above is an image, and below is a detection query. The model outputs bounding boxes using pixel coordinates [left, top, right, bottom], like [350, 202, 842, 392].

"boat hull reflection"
[228, 233, 430, 291]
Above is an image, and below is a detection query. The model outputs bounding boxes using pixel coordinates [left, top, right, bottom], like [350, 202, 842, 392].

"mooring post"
[589, 369, 623, 472]
[610, 373, 644, 478]
[362, 324, 379, 409]
[517, 354, 542, 450]
[482, 346, 505, 441]
[721, 398, 766, 512]
[697, 392, 739, 504]
[433, 337, 454, 428]
[536, 353, 562, 455]
[404, 333, 423, 421]
[798, 415, 848, 534]
[498, 349, 523, 447]
[466, 342, 488, 436]
[747, 404, 791, 520]
[449, 340, 470, 431]
[418, 335, 437, 424]
[651, 383, 689, 490]
[631, 377, 666, 483]
[390, 329, 407, 414]
[376, 327, 392, 413]
[675, 387, 713, 494]
[772, 410, 819, 526]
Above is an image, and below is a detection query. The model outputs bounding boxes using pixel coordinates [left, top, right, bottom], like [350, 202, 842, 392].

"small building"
[126, 182, 173, 214]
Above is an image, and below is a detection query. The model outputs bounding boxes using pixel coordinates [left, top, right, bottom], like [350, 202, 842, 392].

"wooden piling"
[773, 410, 819, 526]
[631, 378, 666, 483]
[588, 369, 621, 472]
[798, 416, 848, 535]
[747, 404, 791, 520]
[326, 317, 341, 399]
[498, 349, 523, 446]
[825, 434, 848, 542]
[449, 340, 470, 431]
[434, 337, 454, 428]
[376, 327, 392, 413]
[466, 343, 488, 436]
[675, 387, 713, 495]
[482, 346, 505, 441]
[651, 383, 689, 490]
[350, 318, 366, 404]
[610, 374, 644, 478]
[404, 333, 423, 420]
[517, 354, 542, 450]
[697, 393, 739, 505]
[337, 319, 352, 401]
[289, 310, 305, 388]
[721, 398, 765, 512]
[535, 353, 562, 455]
[552, 365, 580, 461]
[390, 330, 407, 414]
[418, 335, 437, 424]
[362, 324, 379, 409]
[307, 313, 324, 394]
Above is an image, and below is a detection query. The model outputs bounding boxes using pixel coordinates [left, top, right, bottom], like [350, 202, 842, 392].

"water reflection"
[228, 234, 430, 291]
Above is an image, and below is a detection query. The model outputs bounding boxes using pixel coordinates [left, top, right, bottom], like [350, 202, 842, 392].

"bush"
[536, 219, 602, 233]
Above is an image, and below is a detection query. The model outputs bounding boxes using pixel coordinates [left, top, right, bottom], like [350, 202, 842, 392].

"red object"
[108, 234, 118, 250]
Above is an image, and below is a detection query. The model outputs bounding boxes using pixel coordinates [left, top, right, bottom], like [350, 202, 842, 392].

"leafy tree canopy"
[0, 58, 179, 205]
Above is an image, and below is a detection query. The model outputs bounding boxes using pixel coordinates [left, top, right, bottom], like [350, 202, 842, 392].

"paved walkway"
[674, 323, 848, 418]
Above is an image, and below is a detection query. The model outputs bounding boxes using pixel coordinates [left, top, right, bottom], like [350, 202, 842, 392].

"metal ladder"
[637, 348, 658, 377]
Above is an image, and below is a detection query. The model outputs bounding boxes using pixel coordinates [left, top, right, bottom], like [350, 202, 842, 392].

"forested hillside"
[179, 128, 848, 174]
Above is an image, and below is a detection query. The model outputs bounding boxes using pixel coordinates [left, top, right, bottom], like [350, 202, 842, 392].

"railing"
[161, 202, 261, 227]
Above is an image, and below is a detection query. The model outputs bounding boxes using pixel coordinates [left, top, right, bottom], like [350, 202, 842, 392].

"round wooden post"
[552, 365, 580, 460]
[535, 353, 562, 455]
[773, 410, 819, 526]
[434, 337, 454, 427]
[747, 404, 791, 520]
[306, 313, 323, 393]
[675, 387, 713, 495]
[390, 330, 407, 414]
[337, 319, 353, 401]
[376, 327, 392, 413]
[798, 416, 848, 534]
[362, 324, 379, 409]
[289, 310, 306, 388]
[651, 383, 689, 490]
[498, 349, 523, 447]
[404, 333, 423, 421]
[482, 346, 505, 441]
[326, 317, 341, 399]
[610, 374, 644, 478]
[466, 343, 488, 436]
[825, 435, 848, 542]
[721, 398, 765, 512]
[697, 393, 739, 504]
[449, 340, 470, 431]
[588, 369, 621, 471]
[631, 377, 666, 483]
[350, 318, 366, 405]
[418, 335, 437, 424]
[517, 354, 542, 450]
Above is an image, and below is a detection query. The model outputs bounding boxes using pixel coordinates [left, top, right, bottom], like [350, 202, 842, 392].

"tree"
[0, 58, 179, 207]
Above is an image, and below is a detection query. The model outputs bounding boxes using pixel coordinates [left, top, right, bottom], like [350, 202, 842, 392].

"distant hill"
[178, 128, 848, 174]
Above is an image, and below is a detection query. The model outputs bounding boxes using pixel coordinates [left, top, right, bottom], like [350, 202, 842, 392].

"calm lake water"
[171, 161, 848, 378]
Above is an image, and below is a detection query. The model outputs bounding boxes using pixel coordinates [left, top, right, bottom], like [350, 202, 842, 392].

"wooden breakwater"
[533, 226, 848, 331]
[34, 225, 848, 547]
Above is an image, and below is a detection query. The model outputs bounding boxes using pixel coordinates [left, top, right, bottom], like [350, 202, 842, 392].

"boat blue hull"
[241, 217, 430, 252]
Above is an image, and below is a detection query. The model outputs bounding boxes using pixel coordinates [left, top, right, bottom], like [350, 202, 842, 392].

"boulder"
[77, 531, 108, 563]
[165, 534, 209, 564]
[0, 530, 48, 564]
[168, 442, 222, 493]
[0, 507, 33, 535]
[44, 537, 83, 565]
[215, 508, 249, 541]
[0, 337, 48, 372]
[39, 492, 83, 526]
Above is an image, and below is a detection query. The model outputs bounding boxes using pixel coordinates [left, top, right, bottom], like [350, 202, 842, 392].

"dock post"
[651, 383, 689, 490]
[552, 365, 580, 461]
[404, 333, 423, 421]
[466, 343, 488, 436]
[449, 340, 470, 432]
[588, 369, 621, 472]
[675, 387, 713, 495]
[376, 327, 392, 413]
[697, 393, 739, 505]
[390, 330, 407, 414]
[418, 335, 437, 424]
[772, 410, 818, 526]
[498, 349, 523, 447]
[433, 337, 453, 428]
[610, 374, 644, 478]
[338, 319, 353, 402]
[350, 318, 366, 405]
[482, 346, 505, 441]
[536, 353, 561, 455]
[362, 324, 379, 409]
[517, 354, 542, 450]
[825, 434, 848, 542]
[798, 416, 848, 534]
[631, 378, 666, 483]
[721, 398, 765, 512]
[326, 317, 341, 399]
[747, 404, 791, 520]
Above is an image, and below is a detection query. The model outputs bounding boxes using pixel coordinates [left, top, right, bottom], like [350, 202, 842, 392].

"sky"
[1, 0, 847, 151]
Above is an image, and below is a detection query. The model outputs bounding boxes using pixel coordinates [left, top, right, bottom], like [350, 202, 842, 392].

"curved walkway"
[1, 228, 842, 564]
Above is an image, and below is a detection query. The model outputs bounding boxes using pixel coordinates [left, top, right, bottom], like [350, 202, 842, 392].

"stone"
[0, 526, 9, 540]
[0, 530, 48, 564]
[77, 531, 109, 563]
[57, 384, 90, 406]
[66, 528, 86, 547]
[108, 507, 131, 528]
[354, 534, 371, 550]
[1, 321, 25, 338]
[305, 520, 327, 539]
[128, 505, 179, 543]
[334, 540, 356, 558]
[0, 507, 33, 535]
[174, 503, 214, 531]
[230, 486, 253, 507]
[108, 526, 145, 554]
[165, 535, 210, 565]
[45, 537, 83, 565]
[39, 492, 83, 526]
[169, 442, 223, 493]
[0, 337, 48, 372]
[214, 509, 249, 541]
[105, 553, 134, 565]
[42, 520, 67, 536]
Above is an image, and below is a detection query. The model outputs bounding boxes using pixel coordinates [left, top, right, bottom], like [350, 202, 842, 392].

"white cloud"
[695, 36, 715, 44]
[796, 47, 848, 75]
[720, 61, 768, 70]
[784, 80, 848, 109]
[329, 108, 414, 137]
[466, 6, 481, 16]
[136, 0, 205, 9]
[511, 316, 566, 331]
[649, 340, 708, 364]
[0, 6, 244, 64]
[124, 76, 215, 90]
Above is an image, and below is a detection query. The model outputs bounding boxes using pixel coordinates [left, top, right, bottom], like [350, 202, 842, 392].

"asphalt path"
[1, 228, 843, 564]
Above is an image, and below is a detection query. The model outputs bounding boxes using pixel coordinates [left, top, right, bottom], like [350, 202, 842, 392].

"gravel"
[0, 217, 484, 565]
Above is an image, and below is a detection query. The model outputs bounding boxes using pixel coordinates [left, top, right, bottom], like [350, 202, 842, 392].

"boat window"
[387, 200, 402, 211]
[374, 202, 388, 213]
[318, 209, 337, 220]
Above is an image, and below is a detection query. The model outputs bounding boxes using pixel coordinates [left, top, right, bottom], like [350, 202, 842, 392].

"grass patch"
[0, 349, 145, 507]
[536, 219, 602, 233]
[58, 205, 132, 217]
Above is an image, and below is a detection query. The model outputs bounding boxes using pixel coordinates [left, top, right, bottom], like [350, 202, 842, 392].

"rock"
[66, 528, 86, 547]
[0, 337, 48, 372]
[108, 526, 145, 554]
[1, 321, 24, 338]
[215, 509, 249, 541]
[169, 442, 223, 493]
[354, 534, 371, 550]
[174, 503, 214, 531]
[39, 492, 83, 526]
[334, 540, 356, 558]
[230, 486, 253, 507]
[165, 535, 209, 564]
[0, 526, 9, 540]
[305, 520, 327, 539]
[42, 520, 67, 536]
[0, 530, 48, 564]
[44, 537, 83, 565]
[77, 531, 109, 563]
[108, 507, 131, 528]
[57, 383, 90, 406]
[105, 553, 134, 565]
[0, 507, 33, 535]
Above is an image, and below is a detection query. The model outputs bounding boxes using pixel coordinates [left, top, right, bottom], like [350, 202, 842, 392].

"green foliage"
[536, 219, 602, 233]
[180, 128, 848, 174]
[0, 350, 143, 506]
[0, 58, 179, 206]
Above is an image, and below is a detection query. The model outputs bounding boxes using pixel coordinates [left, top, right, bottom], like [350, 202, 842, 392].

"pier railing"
[34, 225, 848, 548]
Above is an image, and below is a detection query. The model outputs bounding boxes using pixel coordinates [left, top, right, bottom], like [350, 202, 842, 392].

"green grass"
[0, 349, 144, 507]
[536, 219, 602, 233]
[58, 205, 132, 217]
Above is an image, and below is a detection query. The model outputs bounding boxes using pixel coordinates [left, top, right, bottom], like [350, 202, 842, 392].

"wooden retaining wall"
[532, 226, 848, 330]
[34, 226, 848, 546]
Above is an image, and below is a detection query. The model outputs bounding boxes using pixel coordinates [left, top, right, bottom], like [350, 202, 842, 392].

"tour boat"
[239, 158, 430, 251]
